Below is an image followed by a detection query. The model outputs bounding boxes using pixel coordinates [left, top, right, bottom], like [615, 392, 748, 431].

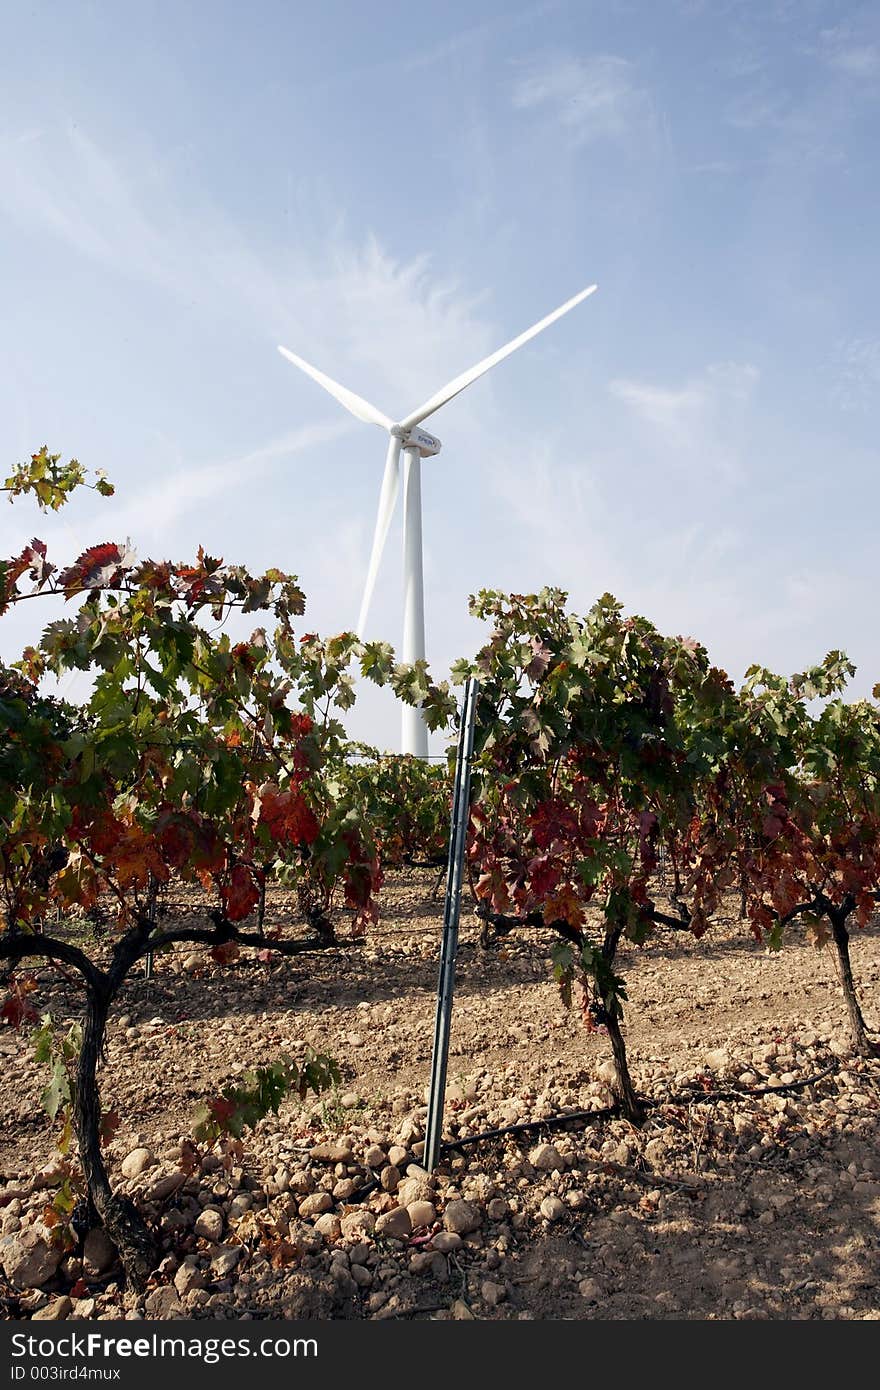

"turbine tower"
[278, 283, 597, 756]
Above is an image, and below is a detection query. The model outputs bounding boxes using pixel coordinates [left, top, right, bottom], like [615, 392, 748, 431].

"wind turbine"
[278, 283, 597, 756]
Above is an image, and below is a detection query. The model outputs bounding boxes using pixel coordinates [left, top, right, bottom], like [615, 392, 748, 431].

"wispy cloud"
[399, 2, 562, 76]
[286, 239, 495, 421]
[0, 123, 511, 428]
[0, 124, 280, 321]
[107, 421, 356, 540]
[725, 84, 792, 132]
[609, 362, 759, 479]
[830, 336, 880, 412]
[816, 23, 879, 77]
[300, 1, 561, 89]
[511, 53, 651, 147]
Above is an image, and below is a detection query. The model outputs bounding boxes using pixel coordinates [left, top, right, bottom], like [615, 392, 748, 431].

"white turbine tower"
[278, 283, 597, 756]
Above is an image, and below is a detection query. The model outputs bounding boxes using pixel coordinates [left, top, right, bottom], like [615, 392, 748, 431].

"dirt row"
[1, 869, 878, 1320]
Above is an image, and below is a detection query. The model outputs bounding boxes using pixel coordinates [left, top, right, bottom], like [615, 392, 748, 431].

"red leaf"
[106, 826, 169, 891]
[209, 1097, 236, 1128]
[525, 637, 553, 682]
[72, 807, 124, 857]
[638, 810, 659, 871]
[58, 542, 135, 598]
[254, 784, 320, 847]
[157, 817, 193, 870]
[210, 940, 241, 965]
[221, 864, 259, 922]
[0, 540, 52, 615]
[526, 853, 562, 899]
[99, 1109, 121, 1147]
[529, 798, 580, 850]
[543, 883, 585, 931]
[1, 994, 38, 1029]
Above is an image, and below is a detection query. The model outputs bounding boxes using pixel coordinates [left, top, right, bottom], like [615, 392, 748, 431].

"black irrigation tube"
[437, 1059, 844, 1158]
[295, 1061, 852, 1219]
[659, 1058, 842, 1108]
[442, 1104, 621, 1153]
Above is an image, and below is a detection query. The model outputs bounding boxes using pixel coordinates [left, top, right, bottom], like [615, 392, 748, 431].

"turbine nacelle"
[394, 424, 441, 458]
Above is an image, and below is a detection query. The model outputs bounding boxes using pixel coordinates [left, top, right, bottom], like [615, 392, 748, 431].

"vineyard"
[1, 450, 878, 1321]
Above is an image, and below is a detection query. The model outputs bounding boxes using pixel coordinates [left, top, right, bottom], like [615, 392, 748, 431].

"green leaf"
[767, 920, 786, 953]
[41, 1059, 71, 1121]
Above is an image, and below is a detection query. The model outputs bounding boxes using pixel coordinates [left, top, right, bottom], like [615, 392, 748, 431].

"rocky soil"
[1, 869, 879, 1322]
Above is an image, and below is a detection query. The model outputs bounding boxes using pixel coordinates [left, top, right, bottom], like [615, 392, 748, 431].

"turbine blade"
[398, 284, 598, 431]
[277, 345, 394, 431]
[357, 437, 402, 636]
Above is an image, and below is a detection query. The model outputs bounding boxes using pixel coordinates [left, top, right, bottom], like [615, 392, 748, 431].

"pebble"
[380, 1166, 400, 1193]
[121, 1148, 156, 1180]
[443, 1200, 481, 1235]
[298, 1193, 333, 1219]
[430, 1231, 462, 1253]
[148, 1171, 186, 1202]
[32, 1296, 72, 1321]
[79, 1230, 115, 1280]
[173, 1261, 204, 1296]
[397, 1177, 433, 1207]
[596, 1060, 618, 1087]
[144, 1287, 182, 1319]
[314, 1213, 342, 1240]
[0, 1229, 63, 1289]
[407, 1200, 436, 1228]
[194, 1207, 224, 1241]
[211, 1246, 242, 1276]
[375, 1206, 412, 1239]
[482, 1280, 507, 1307]
[333, 1179, 359, 1201]
[540, 1196, 567, 1222]
[643, 1138, 668, 1166]
[341, 1210, 376, 1241]
[310, 1142, 353, 1164]
[529, 1143, 564, 1172]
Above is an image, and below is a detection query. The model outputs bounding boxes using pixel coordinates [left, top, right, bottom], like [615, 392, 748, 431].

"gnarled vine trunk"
[828, 912, 873, 1057]
[600, 921, 644, 1124]
[75, 983, 158, 1290]
[602, 1009, 643, 1122]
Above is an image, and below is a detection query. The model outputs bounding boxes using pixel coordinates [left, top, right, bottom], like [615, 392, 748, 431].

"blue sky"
[1, 0, 878, 749]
